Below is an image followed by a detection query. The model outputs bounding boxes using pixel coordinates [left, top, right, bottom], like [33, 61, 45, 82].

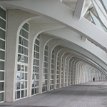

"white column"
[5, 9, 33, 102]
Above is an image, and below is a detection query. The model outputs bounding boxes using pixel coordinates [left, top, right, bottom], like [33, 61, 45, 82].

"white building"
[0, 0, 107, 103]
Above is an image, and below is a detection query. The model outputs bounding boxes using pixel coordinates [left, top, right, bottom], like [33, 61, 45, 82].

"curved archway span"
[44, 37, 107, 76]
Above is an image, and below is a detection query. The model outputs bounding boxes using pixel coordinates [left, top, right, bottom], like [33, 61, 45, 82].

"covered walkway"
[0, 0, 107, 105]
[1, 82, 107, 107]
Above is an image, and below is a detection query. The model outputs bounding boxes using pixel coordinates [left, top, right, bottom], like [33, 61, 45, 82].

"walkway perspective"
[1, 82, 107, 107]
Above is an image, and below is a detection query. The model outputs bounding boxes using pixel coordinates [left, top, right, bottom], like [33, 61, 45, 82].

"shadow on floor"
[47, 85, 107, 96]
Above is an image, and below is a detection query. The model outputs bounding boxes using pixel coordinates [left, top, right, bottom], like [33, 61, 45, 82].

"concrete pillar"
[55, 48, 62, 89]
[38, 34, 52, 93]
[5, 9, 34, 102]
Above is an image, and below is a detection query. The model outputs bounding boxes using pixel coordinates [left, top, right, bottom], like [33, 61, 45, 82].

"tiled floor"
[1, 82, 107, 107]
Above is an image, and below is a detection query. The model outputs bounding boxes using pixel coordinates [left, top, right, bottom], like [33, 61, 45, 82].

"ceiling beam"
[74, 0, 85, 19]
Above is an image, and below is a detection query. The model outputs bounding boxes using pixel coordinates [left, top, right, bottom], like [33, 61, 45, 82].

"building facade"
[0, 0, 107, 103]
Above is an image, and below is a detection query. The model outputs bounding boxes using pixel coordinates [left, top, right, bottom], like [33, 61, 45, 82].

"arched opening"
[42, 44, 49, 92]
[15, 23, 29, 100]
[31, 35, 40, 95]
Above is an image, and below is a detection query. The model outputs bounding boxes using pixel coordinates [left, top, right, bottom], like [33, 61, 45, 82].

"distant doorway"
[93, 77, 95, 82]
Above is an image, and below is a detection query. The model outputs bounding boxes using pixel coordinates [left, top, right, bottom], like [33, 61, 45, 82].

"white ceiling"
[61, 0, 77, 11]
